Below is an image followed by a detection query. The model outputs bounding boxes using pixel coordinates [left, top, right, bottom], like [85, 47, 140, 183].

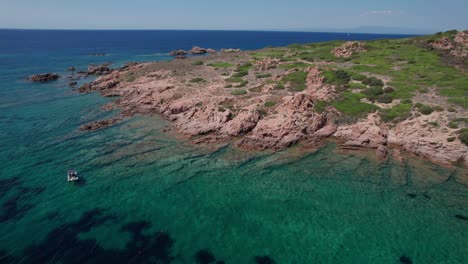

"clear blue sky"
[1, 0, 467, 33]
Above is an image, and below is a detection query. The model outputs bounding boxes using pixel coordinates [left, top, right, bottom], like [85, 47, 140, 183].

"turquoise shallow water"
[0, 30, 467, 263]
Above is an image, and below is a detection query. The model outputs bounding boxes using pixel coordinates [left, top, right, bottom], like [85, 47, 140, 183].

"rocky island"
[78, 31, 468, 167]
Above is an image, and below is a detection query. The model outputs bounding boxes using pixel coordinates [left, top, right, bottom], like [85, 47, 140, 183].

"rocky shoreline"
[70, 32, 468, 168]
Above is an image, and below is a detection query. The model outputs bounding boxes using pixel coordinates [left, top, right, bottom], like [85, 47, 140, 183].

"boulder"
[190, 46, 208, 54]
[28, 73, 60, 82]
[68, 66, 76, 71]
[331, 41, 367, 58]
[87, 64, 112, 75]
[169, 50, 188, 56]
[221, 48, 241, 53]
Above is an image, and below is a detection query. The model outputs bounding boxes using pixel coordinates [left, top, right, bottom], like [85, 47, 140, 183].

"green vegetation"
[459, 128, 468, 145]
[362, 77, 384, 87]
[332, 92, 379, 117]
[209, 62, 233, 68]
[226, 77, 244, 83]
[273, 83, 285, 90]
[264, 101, 276, 107]
[277, 62, 308, 69]
[256, 73, 272, 79]
[346, 82, 367, 89]
[349, 72, 367, 81]
[418, 105, 434, 115]
[192, 60, 204, 66]
[314, 100, 328, 113]
[381, 102, 412, 122]
[189, 77, 206, 84]
[232, 71, 249, 77]
[231, 89, 247, 96]
[282, 71, 307, 91]
[323, 70, 351, 85]
[448, 122, 459, 129]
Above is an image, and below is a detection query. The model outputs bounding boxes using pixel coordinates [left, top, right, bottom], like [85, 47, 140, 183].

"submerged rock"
[80, 117, 122, 131]
[399, 256, 413, 264]
[28, 73, 60, 82]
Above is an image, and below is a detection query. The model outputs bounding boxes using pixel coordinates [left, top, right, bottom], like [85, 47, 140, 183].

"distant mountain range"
[290, 26, 439, 35]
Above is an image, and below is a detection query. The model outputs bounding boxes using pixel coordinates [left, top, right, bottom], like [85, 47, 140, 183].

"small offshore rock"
[67, 66, 76, 71]
[28, 73, 60, 82]
[80, 118, 122, 131]
[189, 46, 208, 54]
[169, 50, 188, 56]
[87, 64, 112, 75]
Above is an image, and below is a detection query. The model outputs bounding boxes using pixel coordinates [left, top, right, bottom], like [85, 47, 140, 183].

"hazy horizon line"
[0, 27, 426, 35]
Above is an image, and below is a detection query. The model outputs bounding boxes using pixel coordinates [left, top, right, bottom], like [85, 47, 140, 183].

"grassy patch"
[256, 73, 272, 79]
[226, 77, 244, 83]
[314, 100, 328, 113]
[209, 62, 233, 68]
[381, 102, 412, 122]
[231, 89, 247, 96]
[189, 77, 206, 84]
[264, 101, 276, 107]
[323, 70, 351, 85]
[459, 128, 468, 145]
[192, 60, 204, 66]
[346, 82, 367, 89]
[282, 71, 307, 91]
[332, 92, 379, 117]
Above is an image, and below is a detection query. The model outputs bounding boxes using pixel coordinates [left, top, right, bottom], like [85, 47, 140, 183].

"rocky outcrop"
[68, 66, 76, 71]
[334, 113, 389, 158]
[254, 58, 280, 71]
[238, 94, 334, 150]
[169, 50, 188, 56]
[388, 113, 468, 166]
[78, 71, 120, 93]
[430, 31, 468, 59]
[331, 41, 367, 58]
[80, 117, 122, 131]
[221, 48, 241, 53]
[190, 46, 208, 54]
[305, 67, 334, 101]
[74, 42, 467, 168]
[87, 64, 112, 75]
[28, 73, 60, 82]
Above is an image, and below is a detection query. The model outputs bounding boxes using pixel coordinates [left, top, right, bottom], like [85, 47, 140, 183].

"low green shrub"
[256, 73, 272, 79]
[231, 89, 247, 95]
[419, 105, 434, 115]
[362, 77, 384, 87]
[377, 94, 393, 104]
[264, 101, 276, 107]
[459, 128, 468, 145]
[274, 84, 285, 90]
[190, 77, 206, 83]
[323, 70, 351, 85]
[192, 61, 204, 66]
[383, 86, 395, 93]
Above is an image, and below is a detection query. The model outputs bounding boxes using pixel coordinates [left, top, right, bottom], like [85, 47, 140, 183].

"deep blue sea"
[0, 30, 466, 264]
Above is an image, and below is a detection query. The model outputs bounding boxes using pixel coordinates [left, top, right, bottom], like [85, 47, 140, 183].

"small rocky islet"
[49, 31, 468, 169]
